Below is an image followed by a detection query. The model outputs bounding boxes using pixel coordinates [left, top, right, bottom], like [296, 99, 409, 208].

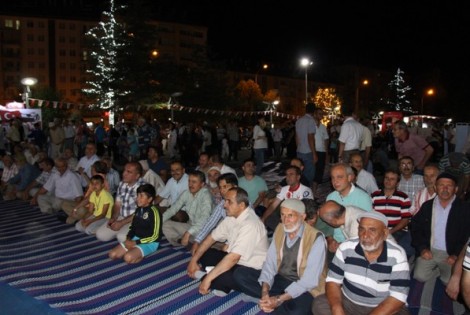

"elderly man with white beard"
[312, 211, 411, 315]
[234, 198, 327, 315]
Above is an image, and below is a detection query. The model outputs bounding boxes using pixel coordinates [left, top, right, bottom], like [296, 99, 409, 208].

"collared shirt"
[356, 169, 379, 195]
[162, 187, 213, 236]
[371, 189, 412, 227]
[432, 195, 455, 251]
[327, 238, 410, 307]
[43, 169, 83, 200]
[211, 207, 268, 269]
[115, 178, 146, 217]
[259, 224, 326, 298]
[194, 199, 226, 244]
[158, 173, 189, 205]
[295, 113, 316, 153]
[395, 132, 430, 167]
[338, 117, 363, 151]
[1, 163, 18, 183]
[398, 174, 424, 199]
[412, 187, 436, 215]
[76, 154, 100, 178]
[327, 184, 372, 242]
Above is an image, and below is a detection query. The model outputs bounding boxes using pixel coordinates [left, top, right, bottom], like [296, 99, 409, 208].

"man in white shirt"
[313, 107, 329, 196]
[154, 160, 189, 209]
[76, 142, 100, 187]
[36, 157, 83, 218]
[337, 108, 363, 163]
[349, 152, 378, 195]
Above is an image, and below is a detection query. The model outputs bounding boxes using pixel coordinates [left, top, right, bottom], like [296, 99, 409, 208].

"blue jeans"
[297, 152, 315, 186]
[254, 148, 265, 176]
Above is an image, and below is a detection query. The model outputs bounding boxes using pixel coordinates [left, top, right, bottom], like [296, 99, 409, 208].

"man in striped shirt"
[371, 169, 413, 258]
[312, 211, 410, 315]
[462, 240, 470, 308]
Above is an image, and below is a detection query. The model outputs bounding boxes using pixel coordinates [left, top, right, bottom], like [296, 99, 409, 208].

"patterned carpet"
[0, 200, 260, 315]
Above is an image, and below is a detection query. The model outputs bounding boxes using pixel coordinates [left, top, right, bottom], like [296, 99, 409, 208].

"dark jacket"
[411, 196, 470, 257]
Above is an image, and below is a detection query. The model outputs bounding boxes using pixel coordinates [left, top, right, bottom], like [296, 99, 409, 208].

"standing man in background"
[295, 102, 317, 188]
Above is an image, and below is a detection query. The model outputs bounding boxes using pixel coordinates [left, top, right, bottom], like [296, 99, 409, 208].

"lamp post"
[21, 77, 38, 109]
[354, 79, 369, 114]
[420, 88, 434, 114]
[420, 88, 434, 127]
[266, 100, 280, 128]
[168, 92, 182, 123]
[255, 63, 268, 85]
[300, 58, 313, 104]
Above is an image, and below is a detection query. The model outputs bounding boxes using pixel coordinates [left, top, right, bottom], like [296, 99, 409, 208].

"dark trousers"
[199, 248, 241, 293]
[233, 266, 314, 315]
[313, 151, 327, 184]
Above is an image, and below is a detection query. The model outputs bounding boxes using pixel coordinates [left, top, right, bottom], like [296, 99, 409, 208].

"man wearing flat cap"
[313, 211, 411, 315]
[234, 198, 327, 315]
[411, 172, 470, 286]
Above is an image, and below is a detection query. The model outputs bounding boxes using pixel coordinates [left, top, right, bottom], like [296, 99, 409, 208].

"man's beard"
[209, 181, 218, 188]
[360, 240, 382, 252]
[283, 220, 302, 233]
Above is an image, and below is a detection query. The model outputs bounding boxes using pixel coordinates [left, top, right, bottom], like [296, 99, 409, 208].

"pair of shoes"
[194, 270, 206, 280]
[212, 289, 230, 297]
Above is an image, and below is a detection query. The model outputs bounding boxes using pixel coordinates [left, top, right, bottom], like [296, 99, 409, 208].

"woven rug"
[0, 200, 261, 315]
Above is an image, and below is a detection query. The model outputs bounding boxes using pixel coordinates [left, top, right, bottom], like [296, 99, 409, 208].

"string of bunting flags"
[26, 98, 301, 120]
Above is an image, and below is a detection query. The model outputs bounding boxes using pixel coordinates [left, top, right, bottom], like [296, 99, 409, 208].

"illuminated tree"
[314, 87, 342, 124]
[387, 68, 412, 112]
[82, 0, 130, 111]
[234, 79, 264, 111]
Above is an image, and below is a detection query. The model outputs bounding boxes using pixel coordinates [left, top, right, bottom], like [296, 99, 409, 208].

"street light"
[300, 58, 313, 104]
[354, 79, 369, 114]
[21, 77, 38, 108]
[255, 63, 268, 85]
[264, 100, 280, 128]
[168, 92, 182, 123]
[420, 88, 434, 114]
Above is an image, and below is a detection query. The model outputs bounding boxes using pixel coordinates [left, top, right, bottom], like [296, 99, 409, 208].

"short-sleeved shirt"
[327, 238, 410, 307]
[90, 189, 114, 218]
[277, 183, 313, 201]
[371, 189, 412, 227]
[295, 114, 316, 154]
[314, 123, 329, 152]
[211, 207, 268, 269]
[395, 133, 430, 166]
[43, 169, 83, 200]
[398, 174, 424, 200]
[239, 175, 268, 204]
[338, 117, 363, 151]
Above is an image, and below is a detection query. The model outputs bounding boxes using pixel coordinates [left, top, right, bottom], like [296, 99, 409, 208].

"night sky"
[152, 0, 469, 97]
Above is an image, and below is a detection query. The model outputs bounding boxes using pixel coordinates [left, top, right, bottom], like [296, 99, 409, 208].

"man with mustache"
[411, 172, 470, 287]
[234, 198, 327, 315]
[313, 211, 411, 315]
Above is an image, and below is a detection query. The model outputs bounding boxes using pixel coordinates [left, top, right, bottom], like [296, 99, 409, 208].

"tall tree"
[82, 0, 130, 111]
[314, 87, 342, 124]
[387, 68, 412, 112]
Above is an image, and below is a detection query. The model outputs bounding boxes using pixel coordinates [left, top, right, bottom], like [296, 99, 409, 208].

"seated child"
[108, 184, 162, 264]
[75, 175, 114, 235]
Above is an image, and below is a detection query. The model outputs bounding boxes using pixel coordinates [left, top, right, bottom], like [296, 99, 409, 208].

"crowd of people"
[1, 105, 470, 315]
